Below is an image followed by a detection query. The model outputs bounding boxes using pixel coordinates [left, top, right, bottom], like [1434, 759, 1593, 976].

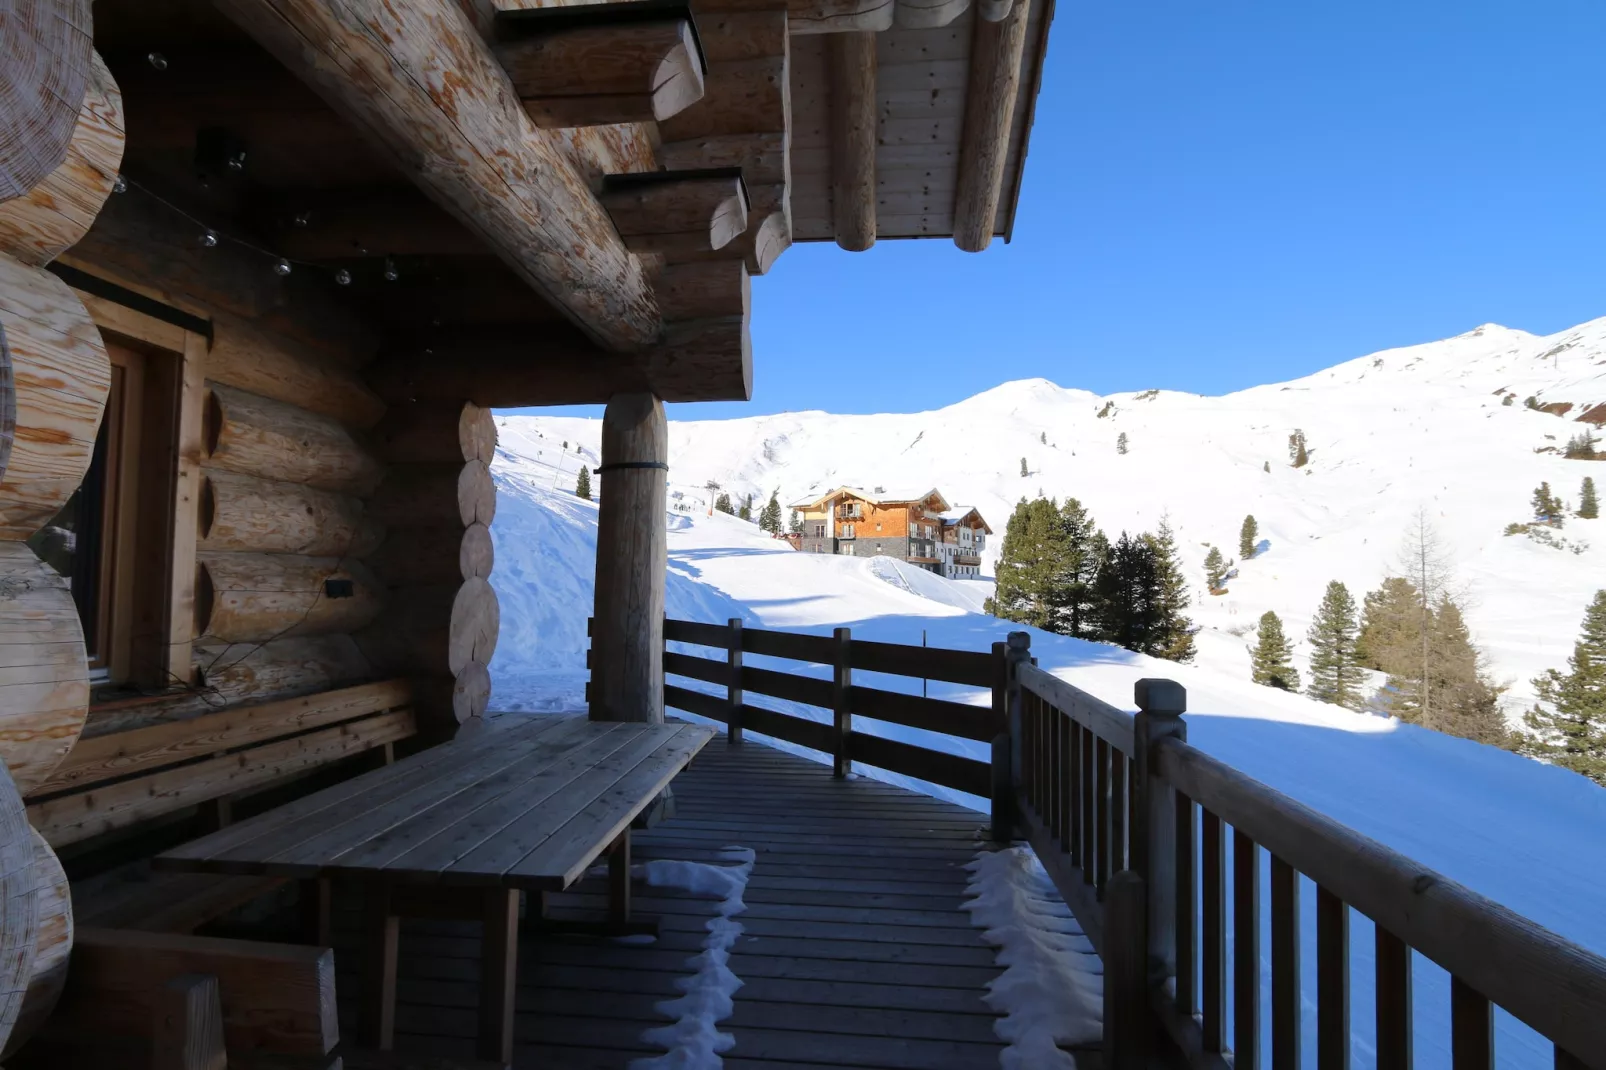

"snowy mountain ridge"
[497, 315, 1606, 718]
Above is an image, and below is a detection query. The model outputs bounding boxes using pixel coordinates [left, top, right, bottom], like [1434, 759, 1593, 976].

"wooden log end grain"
[0, 542, 89, 795]
[0, 255, 111, 540]
[0, 753, 41, 1055]
[0, 828, 72, 1060]
[0, 0, 93, 201]
[448, 576, 499, 677]
[0, 49, 124, 267]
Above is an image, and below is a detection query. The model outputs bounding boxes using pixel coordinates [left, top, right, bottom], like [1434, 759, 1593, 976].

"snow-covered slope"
[498, 316, 1606, 718]
[486, 463, 1606, 1070]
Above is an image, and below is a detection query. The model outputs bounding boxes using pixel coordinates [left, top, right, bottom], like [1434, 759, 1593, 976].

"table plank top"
[154, 716, 714, 891]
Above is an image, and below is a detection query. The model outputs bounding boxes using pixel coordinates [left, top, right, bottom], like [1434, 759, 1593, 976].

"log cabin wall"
[359, 399, 499, 726]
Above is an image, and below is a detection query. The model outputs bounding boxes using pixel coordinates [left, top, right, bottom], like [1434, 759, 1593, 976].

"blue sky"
[526, 1, 1606, 422]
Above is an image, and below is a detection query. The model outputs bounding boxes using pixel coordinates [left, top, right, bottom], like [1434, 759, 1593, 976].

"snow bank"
[630, 847, 756, 1070]
[964, 846, 1102, 1069]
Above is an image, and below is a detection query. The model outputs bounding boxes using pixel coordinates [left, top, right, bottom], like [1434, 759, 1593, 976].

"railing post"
[831, 627, 851, 777]
[991, 631, 1030, 843]
[1104, 869, 1149, 1070]
[726, 617, 743, 745]
[1133, 678, 1187, 989]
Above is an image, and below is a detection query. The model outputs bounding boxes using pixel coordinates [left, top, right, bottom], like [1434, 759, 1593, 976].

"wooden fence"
[625, 618, 1606, 1068]
[655, 617, 1011, 835]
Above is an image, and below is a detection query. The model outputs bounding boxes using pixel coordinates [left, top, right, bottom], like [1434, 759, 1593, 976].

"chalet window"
[28, 337, 183, 688]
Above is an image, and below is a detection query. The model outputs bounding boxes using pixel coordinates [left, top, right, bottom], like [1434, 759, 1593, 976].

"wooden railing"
[656, 617, 1011, 835]
[623, 619, 1606, 1067]
[1006, 634, 1606, 1070]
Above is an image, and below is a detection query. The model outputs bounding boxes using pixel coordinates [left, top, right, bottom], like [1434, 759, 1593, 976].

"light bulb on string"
[273, 259, 292, 276]
[147, 52, 168, 71]
[199, 230, 218, 248]
[293, 212, 310, 227]
[383, 257, 399, 282]
[334, 268, 352, 286]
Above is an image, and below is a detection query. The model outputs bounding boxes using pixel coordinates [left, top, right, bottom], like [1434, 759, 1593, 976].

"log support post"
[590, 393, 668, 724]
[1103, 869, 1149, 1070]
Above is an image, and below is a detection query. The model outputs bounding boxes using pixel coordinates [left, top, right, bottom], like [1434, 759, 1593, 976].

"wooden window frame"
[75, 291, 207, 691]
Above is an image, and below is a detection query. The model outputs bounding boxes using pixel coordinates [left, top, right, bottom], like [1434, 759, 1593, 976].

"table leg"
[479, 887, 520, 1065]
[358, 883, 399, 1051]
[609, 828, 632, 924]
[300, 877, 332, 947]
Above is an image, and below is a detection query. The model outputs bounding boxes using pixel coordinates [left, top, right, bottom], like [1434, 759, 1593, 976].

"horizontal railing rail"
[1009, 640, 1606, 1070]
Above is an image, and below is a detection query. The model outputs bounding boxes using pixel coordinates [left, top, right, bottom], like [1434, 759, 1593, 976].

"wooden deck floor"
[329, 727, 1017, 1069]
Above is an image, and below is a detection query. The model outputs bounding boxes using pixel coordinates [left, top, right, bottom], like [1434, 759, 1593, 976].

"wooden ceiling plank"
[212, 0, 660, 351]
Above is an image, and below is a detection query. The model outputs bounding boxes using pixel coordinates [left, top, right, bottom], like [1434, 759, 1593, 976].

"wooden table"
[155, 715, 714, 1064]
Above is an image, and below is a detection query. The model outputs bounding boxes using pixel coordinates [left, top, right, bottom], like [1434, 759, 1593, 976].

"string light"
[147, 52, 168, 71]
[294, 212, 310, 227]
[113, 175, 368, 289]
[383, 256, 399, 282]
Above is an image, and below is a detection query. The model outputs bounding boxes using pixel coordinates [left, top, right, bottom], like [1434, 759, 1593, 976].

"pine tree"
[1532, 482, 1565, 527]
[1358, 576, 1421, 675]
[575, 465, 592, 500]
[714, 492, 733, 515]
[1093, 533, 1163, 653]
[1040, 431, 1047, 445]
[739, 494, 753, 521]
[1054, 498, 1106, 638]
[1144, 518, 1196, 662]
[985, 498, 1069, 630]
[1116, 432, 1129, 455]
[1263, 461, 1270, 473]
[759, 490, 782, 533]
[1579, 477, 1598, 520]
[1425, 599, 1509, 746]
[1251, 611, 1299, 691]
[1020, 457, 1029, 478]
[1289, 429, 1309, 467]
[1519, 590, 1606, 784]
[1239, 515, 1259, 559]
[788, 508, 803, 535]
[1306, 581, 1363, 708]
[1203, 546, 1227, 592]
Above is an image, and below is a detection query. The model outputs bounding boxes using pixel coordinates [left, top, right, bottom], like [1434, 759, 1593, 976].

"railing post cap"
[1134, 678, 1186, 716]
[1006, 631, 1031, 652]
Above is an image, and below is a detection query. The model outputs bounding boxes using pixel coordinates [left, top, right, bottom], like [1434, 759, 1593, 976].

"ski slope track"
[489, 317, 1606, 1069]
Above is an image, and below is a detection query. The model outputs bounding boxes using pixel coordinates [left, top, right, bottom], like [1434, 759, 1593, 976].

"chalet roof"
[789, 486, 951, 511]
[939, 507, 994, 534]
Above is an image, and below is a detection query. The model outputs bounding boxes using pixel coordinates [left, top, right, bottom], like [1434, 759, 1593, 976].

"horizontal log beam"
[368, 260, 750, 405]
[494, 17, 705, 127]
[894, 0, 969, 28]
[601, 172, 749, 256]
[213, 0, 660, 351]
[367, 317, 751, 407]
[953, 0, 1031, 252]
[827, 32, 876, 251]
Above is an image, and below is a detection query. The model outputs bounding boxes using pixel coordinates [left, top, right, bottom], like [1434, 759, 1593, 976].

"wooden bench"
[25, 679, 416, 933]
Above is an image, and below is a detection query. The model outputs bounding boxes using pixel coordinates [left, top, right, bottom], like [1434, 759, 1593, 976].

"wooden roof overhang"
[77, 0, 1051, 409]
